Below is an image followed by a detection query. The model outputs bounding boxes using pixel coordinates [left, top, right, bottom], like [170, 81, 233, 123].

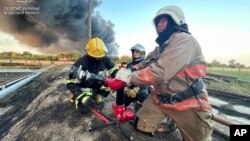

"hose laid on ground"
[212, 114, 234, 126]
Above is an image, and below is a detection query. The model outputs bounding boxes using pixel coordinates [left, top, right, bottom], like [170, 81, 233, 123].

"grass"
[205, 81, 250, 96]
[206, 67, 250, 96]
[207, 69, 250, 82]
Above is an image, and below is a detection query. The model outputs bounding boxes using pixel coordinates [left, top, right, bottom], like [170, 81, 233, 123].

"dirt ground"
[0, 64, 182, 141]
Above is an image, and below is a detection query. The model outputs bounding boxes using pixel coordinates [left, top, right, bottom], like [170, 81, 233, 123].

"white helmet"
[153, 5, 186, 26]
[131, 44, 146, 60]
[131, 44, 145, 53]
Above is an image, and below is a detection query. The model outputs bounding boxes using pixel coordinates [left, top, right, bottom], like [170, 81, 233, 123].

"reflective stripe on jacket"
[131, 32, 211, 111]
[66, 55, 117, 96]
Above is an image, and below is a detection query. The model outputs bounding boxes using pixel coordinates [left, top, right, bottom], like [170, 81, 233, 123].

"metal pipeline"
[0, 71, 42, 99]
[1, 72, 36, 89]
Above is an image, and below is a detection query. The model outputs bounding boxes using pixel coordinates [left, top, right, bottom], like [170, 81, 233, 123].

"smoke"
[0, 0, 118, 56]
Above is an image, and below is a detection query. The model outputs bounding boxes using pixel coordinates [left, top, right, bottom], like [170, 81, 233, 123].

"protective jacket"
[67, 55, 118, 97]
[131, 32, 211, 111]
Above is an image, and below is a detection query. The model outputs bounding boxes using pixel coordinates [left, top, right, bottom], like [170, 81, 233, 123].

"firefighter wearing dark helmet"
[66, 37, 118, 114]
[115, 6, 213, 141]
[123, 44, 150, 107]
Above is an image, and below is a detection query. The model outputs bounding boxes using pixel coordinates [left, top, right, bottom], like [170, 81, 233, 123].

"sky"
[96, 0, 250, 66]
[0, 0, 250, 66]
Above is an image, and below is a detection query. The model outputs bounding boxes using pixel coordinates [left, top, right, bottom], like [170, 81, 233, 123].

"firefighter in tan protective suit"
[116, 5, 213, 141]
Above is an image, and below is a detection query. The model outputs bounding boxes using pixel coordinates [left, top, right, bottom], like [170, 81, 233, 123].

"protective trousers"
[136, 95, 213, 141]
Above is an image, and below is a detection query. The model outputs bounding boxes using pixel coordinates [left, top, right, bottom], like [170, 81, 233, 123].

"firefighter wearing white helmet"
[154, 5, 186, 26]
[130, 44, 146, 63]
[115, 5, 213, 141]
[123, 44, 150, 107]
[67, 37, 119, 114]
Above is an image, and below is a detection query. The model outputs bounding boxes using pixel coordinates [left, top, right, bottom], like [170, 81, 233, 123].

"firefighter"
[116, 5, 213, 141]
[123, 44, 150, 107]
[66, 37, 118, 114]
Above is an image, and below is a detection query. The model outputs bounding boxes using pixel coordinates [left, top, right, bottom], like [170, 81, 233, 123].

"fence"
[207, 66, 250, 72]
[0, 59, 73, 66]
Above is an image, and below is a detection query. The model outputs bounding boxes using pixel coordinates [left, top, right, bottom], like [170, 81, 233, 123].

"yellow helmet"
[86, 37, 108, 58]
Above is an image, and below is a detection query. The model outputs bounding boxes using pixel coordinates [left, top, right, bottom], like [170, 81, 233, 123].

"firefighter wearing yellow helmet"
[86, 37, 108, 58]
[66, 37, 119, 114]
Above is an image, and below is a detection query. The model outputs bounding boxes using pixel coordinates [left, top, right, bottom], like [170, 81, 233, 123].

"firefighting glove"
[124, 86, 140, 98]
[115, 68, 132, 84]
[98, 86, 112, 97]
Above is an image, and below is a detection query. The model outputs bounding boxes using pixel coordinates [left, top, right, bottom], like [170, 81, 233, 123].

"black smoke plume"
[0, 0, 118, 56]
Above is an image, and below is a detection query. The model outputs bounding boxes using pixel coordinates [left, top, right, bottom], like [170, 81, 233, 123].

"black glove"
[127, 65, 137, 72]
[128, 83, 136, 89]
[87, 73, 105, 84]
